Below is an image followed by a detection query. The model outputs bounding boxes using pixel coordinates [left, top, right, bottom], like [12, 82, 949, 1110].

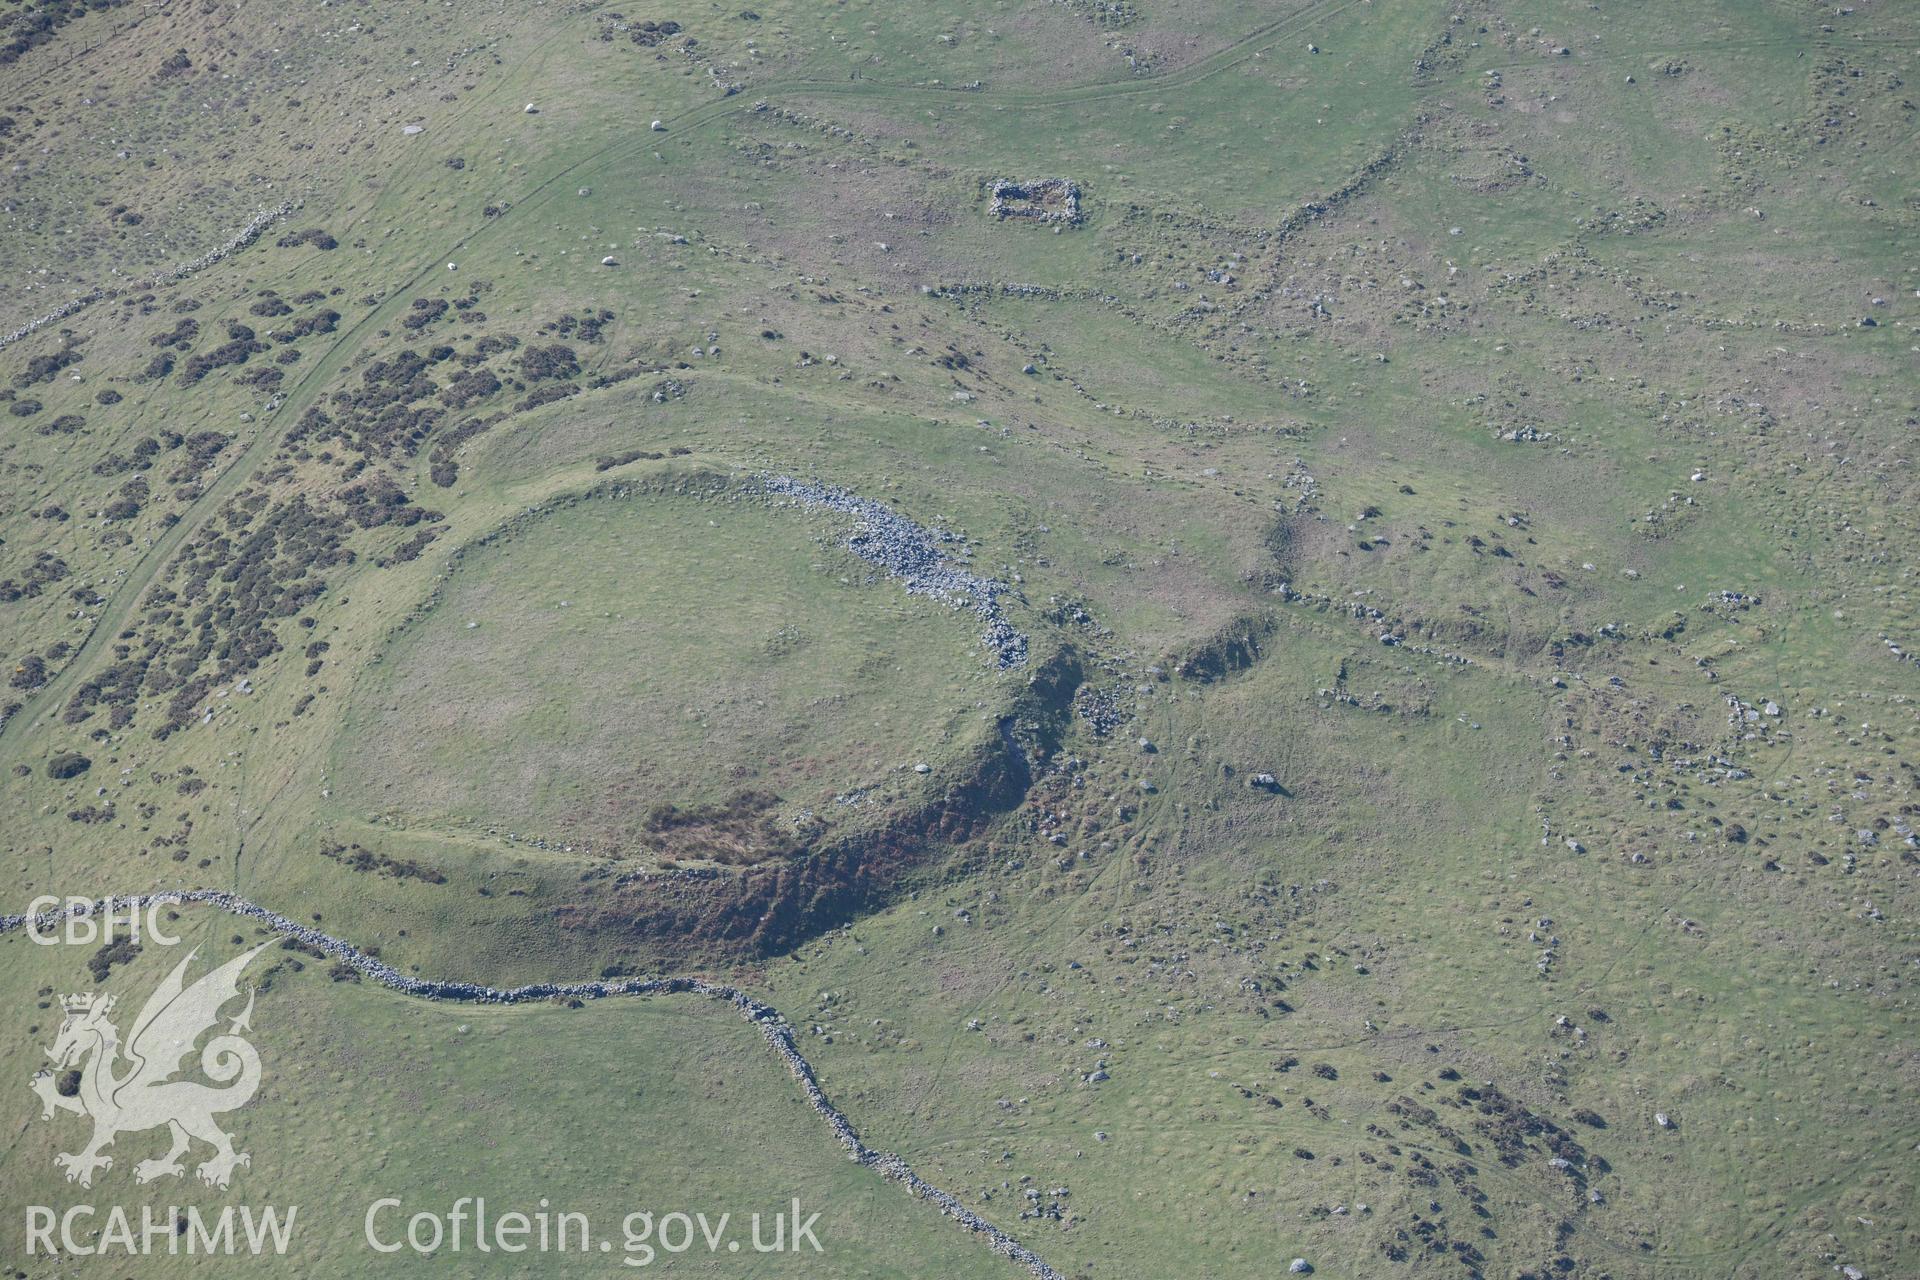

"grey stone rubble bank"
[1, 890, 1065, 1280]
[758, 474, 1028, 669]
[0, 202, 294, 354]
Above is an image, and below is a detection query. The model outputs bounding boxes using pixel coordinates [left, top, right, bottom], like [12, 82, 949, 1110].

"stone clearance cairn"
[1, 891, 1066, 1280]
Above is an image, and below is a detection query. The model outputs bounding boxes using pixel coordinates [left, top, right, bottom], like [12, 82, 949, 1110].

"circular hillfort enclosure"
[335, 471, 1028, 864]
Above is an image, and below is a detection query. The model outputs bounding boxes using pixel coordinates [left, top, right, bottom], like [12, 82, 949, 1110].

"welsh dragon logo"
[30, 943, 270, 1189]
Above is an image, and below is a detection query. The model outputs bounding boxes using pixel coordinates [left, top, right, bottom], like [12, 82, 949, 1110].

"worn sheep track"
[1, 890, 1065, 1280]
[759, 474, 1029, 669]
[0, 202, 294, 353]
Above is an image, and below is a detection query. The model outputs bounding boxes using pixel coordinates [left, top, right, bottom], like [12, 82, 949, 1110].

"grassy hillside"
[1, 0, 1915, 1277]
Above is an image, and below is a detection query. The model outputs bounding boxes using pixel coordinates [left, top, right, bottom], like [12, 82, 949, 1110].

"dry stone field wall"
[2, 891, 1066, 1280]
[0, 202, 294, 353]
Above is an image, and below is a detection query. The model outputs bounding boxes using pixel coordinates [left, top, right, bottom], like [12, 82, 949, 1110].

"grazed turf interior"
[336, 475, 1008, 857]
